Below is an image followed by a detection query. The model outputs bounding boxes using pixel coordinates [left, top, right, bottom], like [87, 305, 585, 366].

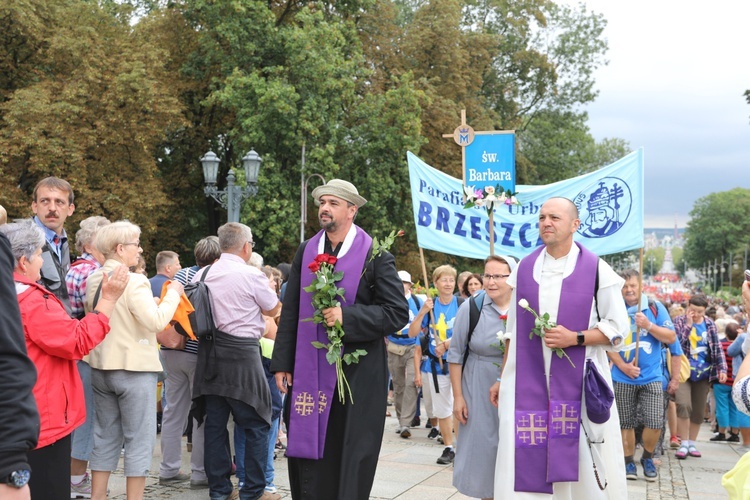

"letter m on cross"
[459, 133, 469, 145]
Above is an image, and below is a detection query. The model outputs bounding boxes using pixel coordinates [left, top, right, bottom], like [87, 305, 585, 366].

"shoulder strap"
[92, 277, 104, 309]
[199, 265, 212, 282]
[410, 293, 422, 311]
[462, 291, 485, 371]
[593, 265, 600, 322]
[648, 298, 658, 318]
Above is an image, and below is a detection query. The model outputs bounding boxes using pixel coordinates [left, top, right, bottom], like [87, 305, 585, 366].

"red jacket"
[15, 273, 110, 449]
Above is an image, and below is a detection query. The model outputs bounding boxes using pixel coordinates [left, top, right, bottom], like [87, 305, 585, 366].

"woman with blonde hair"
[410, 264, 462, 465]
[85, 221, 183, 500]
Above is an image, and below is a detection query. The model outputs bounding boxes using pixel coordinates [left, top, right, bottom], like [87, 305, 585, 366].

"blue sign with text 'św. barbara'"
[464, 133, 515, 193]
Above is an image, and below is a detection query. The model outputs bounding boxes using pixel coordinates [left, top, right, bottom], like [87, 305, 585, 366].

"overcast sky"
[574, 0, 750, 228]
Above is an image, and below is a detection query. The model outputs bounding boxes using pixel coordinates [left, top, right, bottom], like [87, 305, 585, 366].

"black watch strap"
[576, 331, 585, 346]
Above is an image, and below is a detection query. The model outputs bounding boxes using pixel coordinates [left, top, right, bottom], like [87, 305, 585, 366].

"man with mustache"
[31, 176, 76, 314]
[272, 179, 408, 499]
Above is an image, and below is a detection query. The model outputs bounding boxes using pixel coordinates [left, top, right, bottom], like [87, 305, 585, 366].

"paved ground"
[105, 414, 740, 499]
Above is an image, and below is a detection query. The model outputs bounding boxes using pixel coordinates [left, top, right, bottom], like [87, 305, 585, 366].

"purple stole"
[286, 226, 372, 460]
[514, 242, 598, 493]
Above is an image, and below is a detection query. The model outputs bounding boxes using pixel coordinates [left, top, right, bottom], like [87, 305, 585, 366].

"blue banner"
[408, 150, 644, 260]
[464, 133, 516, 192]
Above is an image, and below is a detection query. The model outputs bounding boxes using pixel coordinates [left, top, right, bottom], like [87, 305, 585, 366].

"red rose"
[315, 254, 329, 264]
[308, 262, 321, 273]
[327, 255, 338, 265]
[397, 230, 405, 237]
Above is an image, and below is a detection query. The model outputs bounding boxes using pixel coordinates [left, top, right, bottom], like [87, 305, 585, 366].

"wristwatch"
[4, 469, 30, 488]
[576, 331, 585, 346]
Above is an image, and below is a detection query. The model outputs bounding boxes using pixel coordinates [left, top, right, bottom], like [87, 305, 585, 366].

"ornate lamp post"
[201, 150, 262, 223]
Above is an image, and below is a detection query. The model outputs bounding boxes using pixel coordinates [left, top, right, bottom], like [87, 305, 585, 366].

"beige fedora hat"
[311, 179, 367, 208]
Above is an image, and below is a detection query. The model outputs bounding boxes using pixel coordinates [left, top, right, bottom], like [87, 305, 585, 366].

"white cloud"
[570, 0, 750, 228]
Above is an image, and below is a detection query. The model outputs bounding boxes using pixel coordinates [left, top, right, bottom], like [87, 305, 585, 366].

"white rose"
[510, 195, 518, 204]
[485, 186, 496, 195]
[519, 298, 529, 309]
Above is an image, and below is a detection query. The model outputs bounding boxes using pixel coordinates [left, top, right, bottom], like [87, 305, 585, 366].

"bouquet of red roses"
[304, 253, 367, 404]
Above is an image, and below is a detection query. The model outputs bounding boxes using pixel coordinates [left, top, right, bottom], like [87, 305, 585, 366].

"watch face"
[9, 469, 30, 488]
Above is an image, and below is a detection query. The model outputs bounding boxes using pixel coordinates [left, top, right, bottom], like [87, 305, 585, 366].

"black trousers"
[28, 434, 71, 500]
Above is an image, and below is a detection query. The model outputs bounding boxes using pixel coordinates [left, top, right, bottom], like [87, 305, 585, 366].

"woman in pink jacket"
[0, 220, 129, 500]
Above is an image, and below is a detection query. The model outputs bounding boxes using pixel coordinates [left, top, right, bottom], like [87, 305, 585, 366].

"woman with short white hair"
[85, 221, 183, 500]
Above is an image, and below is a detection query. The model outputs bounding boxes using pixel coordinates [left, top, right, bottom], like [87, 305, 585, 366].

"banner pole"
[634, 247, 644, 367]
[489, 210, 495, 255]
[461, 109, 467, 196]
[419, 247, 441, 369]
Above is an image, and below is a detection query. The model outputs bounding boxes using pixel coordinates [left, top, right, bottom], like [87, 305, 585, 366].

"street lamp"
[649, 256, 654, 277]
[710, 264, 718, 293]
[201, 149, 262, 223]
[301, 173, 326, 242]
[298, 142, 326, 242]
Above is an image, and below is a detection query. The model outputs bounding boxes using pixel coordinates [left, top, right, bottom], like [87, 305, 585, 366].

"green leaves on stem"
[518, 298, 575, 367]
[305, 255, 368, 404]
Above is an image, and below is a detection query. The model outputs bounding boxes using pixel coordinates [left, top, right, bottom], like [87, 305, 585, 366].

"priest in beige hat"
[272, 179, 409, 499]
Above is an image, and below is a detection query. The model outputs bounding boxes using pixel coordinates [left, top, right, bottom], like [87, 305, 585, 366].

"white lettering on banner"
[418, 179, 464, 207]
[482, 151, 498, 163]
[416, 201, 543, 249]
[467, 169, 512, 182]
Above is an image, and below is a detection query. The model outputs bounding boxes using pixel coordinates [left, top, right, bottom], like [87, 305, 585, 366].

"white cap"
[397, 270, 412, 284]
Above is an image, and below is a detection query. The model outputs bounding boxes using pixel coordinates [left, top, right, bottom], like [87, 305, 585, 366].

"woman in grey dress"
[447, 255, 515, 499]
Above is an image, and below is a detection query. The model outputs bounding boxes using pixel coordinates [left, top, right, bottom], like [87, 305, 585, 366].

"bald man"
[491, 197, 630, 499]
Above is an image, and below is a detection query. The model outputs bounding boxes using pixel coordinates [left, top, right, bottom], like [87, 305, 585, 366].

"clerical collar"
[324, 235, 343, 256]
[317, 225, 357, 257]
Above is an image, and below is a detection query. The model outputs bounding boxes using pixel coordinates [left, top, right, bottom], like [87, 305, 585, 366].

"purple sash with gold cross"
[286, 226, 372, 460]
[514, 242, 598, 493]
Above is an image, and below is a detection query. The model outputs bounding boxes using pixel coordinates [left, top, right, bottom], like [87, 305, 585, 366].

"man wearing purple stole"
[271, 179, 408, 499]
[491, 197, 629, 499]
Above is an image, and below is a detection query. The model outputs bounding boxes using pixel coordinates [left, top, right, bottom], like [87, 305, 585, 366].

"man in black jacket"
[272, 179, 408, 499]
[0, 232, 40, 498]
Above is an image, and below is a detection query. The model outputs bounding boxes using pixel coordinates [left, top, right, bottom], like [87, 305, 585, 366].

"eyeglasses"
[122, 241, 141, 248]
[249, 240, 256, 249]
[437, 278, 455, 284]
[483, 273, 510, 281]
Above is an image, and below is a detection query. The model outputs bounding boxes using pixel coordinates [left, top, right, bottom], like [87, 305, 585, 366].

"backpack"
[175, 265, 218, 339]
[461, 290, 487, 371]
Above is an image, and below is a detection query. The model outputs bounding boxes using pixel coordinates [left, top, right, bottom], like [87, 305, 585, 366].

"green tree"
[683, 188, 750, 269]
[644, 247, 665, 276]
[0, 0, 185, 268]
[518, 109, 630, 184]
[1, 0, 625, 274]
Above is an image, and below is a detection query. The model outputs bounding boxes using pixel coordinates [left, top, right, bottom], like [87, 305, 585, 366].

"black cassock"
[271, 237, 409, 500]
